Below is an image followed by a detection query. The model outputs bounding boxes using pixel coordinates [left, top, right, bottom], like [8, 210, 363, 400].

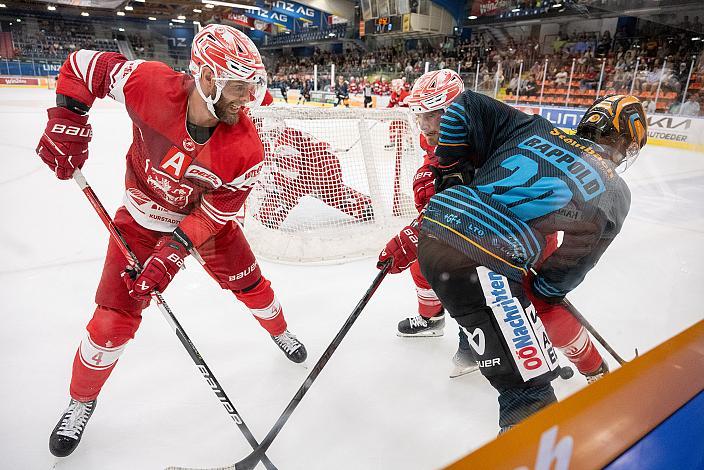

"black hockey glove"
[430, 159, 475, 193]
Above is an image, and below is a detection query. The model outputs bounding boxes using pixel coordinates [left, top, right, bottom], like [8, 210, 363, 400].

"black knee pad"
[418, 234, 559, 390]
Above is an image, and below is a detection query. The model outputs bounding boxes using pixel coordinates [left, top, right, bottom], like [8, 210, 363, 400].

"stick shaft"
[235, 261, 392, 470]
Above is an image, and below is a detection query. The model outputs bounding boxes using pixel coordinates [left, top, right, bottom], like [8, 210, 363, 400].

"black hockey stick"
[72, 169, 277, 470]
[562, 298, 638, 365]
[233, 260, 393, 470]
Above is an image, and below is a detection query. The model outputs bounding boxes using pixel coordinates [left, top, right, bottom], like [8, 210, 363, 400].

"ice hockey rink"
[1, 87, 703, 470]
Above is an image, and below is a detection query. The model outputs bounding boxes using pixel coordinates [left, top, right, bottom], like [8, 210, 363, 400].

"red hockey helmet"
[189, 24, 267, 117]
[406, 69, 464, 114]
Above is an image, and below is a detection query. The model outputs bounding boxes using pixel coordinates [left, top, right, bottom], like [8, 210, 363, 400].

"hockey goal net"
[246, 106, 422, 264]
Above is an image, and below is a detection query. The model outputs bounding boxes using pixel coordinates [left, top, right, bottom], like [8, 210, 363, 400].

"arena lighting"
[552, 3, 562, 7]
[172, 18, 185, 23]
[512, 8, 520, 12]
[148, 16, 156, 20]
[468, 15, 477, 19]
[125, 5, 133, 10]
[117, 11, 125, 16]
[0, 4, 6, 8]
[193, 8, 202, 12]
[202, 0, 262, 10]
[205, 3, 214, 7]
[81, 11, 89, 16]
[177, 15, 186, 19]
[692, 37, 701, 41]
[119, 27, 125, 31]
[47, 5, 56, 10]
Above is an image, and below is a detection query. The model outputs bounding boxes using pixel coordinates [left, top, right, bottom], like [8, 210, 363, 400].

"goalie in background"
[254, 127, 375, 229]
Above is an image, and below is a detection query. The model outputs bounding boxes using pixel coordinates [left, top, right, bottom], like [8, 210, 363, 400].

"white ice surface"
[1, 88, 702, 470]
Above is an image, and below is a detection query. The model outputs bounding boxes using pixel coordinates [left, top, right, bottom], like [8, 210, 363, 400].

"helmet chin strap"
[194, 74, 223, 120]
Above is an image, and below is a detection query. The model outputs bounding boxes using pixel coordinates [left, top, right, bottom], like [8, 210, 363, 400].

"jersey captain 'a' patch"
[159, 146, 193, 180]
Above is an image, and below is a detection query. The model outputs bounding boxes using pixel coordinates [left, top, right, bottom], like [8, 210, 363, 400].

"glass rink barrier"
[444, 321, 704, 470]
[464, 53, 704, 119]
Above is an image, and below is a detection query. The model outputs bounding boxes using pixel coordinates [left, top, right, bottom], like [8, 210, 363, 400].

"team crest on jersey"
[182, 138, 196, 152]
[145, 159, 194, 208]
[159, 146, 193, 180]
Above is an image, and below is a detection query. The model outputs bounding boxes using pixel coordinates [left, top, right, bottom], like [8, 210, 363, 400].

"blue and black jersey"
[425, 90, 630, 298]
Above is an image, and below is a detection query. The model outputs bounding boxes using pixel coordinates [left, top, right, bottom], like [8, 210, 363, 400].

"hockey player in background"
[36, 25, 308, 458]
[386, 78, 411, 151]
[334, 76, 350, 107]
[379, 92, 647, 431]
[387, 78, 409, 108]
[390, 69, 477, 378]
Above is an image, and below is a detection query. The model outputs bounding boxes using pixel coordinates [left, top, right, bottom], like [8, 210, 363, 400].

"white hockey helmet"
[406, 69, 465, 114]
[189, 24, 267, 119]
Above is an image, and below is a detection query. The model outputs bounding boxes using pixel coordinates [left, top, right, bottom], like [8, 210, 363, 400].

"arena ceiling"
[5, 0, 253, 23]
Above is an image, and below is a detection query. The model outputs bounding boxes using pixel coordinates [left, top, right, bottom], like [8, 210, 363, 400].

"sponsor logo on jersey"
[159, 146, 193, 180]
[476, 267, 558, 382]
[225, 162, 263, 191]
[185, 165, 222, 188]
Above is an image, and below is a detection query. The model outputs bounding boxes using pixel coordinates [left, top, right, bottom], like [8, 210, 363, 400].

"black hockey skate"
[272, 329, 307, 363]
[397, 311, 445, 337]
[49, 398, 97, 457]
[584, 361, 609, 384]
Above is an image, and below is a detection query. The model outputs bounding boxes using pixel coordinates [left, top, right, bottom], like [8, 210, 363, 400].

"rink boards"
[446, 320, 704, 469]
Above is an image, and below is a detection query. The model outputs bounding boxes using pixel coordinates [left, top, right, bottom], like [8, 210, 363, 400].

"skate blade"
[396, 330, 444, 337]
[449, 364, 479, 378]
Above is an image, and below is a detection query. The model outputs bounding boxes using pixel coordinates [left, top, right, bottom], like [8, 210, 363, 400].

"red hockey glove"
[122, 236, 189, 301]
[412, 165, 436, 212]
[36, 107, 92, 180]
[378, 223, 419, 274]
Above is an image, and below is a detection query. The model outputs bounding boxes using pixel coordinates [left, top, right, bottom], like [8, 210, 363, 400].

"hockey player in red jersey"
[382, 70, 477, 377]
[387, 78, 409, 108]
[36, 25, 307, 458]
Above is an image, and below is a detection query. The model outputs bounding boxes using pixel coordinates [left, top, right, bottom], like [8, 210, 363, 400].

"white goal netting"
[246, 106, 423, 264]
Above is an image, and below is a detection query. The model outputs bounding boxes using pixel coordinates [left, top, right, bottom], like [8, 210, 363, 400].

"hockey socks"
[235, 277, 287, 336]
[539, 307, 603, 375]
[70, 306, 141, 402]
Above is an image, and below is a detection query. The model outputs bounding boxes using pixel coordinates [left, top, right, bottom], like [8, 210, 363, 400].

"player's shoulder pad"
[210, 112, 265, 188]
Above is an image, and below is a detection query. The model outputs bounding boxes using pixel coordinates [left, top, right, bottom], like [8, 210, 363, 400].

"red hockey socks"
[70, 306, 142, 402]
[539, 306, 603, 375]
[410, 262, 443, 318]
[235, 277, 287, 336]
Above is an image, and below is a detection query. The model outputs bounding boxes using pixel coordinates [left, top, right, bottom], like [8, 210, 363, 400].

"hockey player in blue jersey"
[378, 93, 647, 431]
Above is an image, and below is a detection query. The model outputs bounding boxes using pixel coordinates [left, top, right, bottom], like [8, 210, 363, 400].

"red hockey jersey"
[56, 51, 264, 247]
